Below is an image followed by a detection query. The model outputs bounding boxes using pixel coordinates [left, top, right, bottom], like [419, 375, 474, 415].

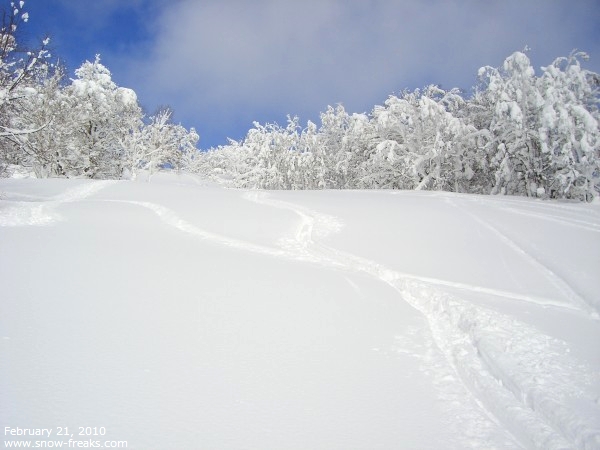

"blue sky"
[22, 0, 600, 149]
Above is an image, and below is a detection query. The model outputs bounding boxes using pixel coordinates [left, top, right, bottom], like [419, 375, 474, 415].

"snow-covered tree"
[193, 140, 249, 185]
[316, 105, 371, 188]
[0, 1, 53, 175]
[9, 64, 69, 177]
[473, 51, 547, 197]
[363, 86, 483, 191]
[63, 56, 143, 179]
[125, 108, 199, 180]
[237, 118, 295, 189]
[287, 119, 321, 189]
[537, 52, 599, 200]
[472, 50, 599, 200]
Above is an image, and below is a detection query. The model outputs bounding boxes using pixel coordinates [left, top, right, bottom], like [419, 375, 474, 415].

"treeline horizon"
[191, 50, 599, 201]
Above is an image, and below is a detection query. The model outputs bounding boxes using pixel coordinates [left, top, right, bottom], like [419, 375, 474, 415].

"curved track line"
[52, 180, 117, 203]
[0, 180, 116, 227]
[110, 200, 291, 260]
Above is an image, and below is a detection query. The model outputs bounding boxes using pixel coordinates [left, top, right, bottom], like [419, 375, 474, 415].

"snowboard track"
[450, 198, 600, 319]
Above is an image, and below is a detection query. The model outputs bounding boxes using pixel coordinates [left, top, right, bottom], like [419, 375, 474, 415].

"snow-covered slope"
[1, 173, 599, 449]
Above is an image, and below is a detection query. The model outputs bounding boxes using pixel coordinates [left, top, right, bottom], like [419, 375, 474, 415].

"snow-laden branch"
[0, 122, 49, 137]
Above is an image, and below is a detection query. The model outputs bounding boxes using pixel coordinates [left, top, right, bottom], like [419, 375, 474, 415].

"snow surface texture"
[1, 173, 599, 449]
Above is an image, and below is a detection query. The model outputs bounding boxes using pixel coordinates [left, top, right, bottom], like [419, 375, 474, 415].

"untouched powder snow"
[1, 173, 599, 449]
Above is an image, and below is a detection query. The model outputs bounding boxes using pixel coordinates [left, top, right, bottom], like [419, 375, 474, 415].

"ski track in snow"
[492, 206, 600, 233]
[0, 180, 116, 226]
[109, 200, 290, 260]
[448, 198, 599, 319]
[466, 195, 600, 233]
[241, 191, 600, 450]
[388, 190, 600, 233]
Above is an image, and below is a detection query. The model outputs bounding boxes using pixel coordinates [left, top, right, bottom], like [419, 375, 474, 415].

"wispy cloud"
[115, 0, 600, 147]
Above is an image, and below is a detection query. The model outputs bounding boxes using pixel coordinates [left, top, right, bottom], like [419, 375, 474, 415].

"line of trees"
[1, 2, 598, 201]
[0, 2, 198, 180]
[192, 50, 599, 201]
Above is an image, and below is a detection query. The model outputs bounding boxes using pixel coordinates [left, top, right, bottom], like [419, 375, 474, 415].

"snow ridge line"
[243, 191, 600, 450]
[0, 180, 115, 226]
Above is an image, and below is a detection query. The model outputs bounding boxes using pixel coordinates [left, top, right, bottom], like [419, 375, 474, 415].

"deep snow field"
[1, 172, 599, 449]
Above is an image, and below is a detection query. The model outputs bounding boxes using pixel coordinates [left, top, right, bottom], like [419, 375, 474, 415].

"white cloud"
[117, 0, 600, 146]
